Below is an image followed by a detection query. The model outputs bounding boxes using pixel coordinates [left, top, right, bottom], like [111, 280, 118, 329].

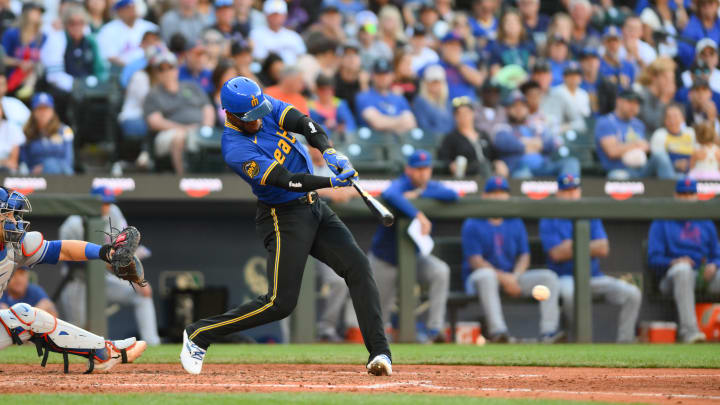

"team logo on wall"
[604, 181, 644, 200]
[180, 178, 223, 198]
[520, 181, 557, 200]
[3, 177, 47, 195]
[92, 178, 136, 196]
[697, 182, 720, 200]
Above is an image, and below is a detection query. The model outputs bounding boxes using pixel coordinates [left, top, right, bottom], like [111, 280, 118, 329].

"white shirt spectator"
[410, 47, 439, 75]
[544, 84, 591, 134]
[2, 97, 30, 128]
[0, 120, 25, 161]
[650, 126, 696, 157]
[681, 69, 720, 93]
[249, 25, 306, 65]
[618, 41, 657, 67]
[96, 18, 157, 65]
[118, 70, 150, 122]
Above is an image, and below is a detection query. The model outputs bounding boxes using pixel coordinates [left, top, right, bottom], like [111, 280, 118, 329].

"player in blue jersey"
[180, 77, 392, 376]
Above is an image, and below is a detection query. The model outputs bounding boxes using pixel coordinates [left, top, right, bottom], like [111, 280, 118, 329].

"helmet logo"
[251, 95, 259, 107]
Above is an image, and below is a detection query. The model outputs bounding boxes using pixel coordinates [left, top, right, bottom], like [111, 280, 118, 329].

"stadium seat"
[337, 141, 399, 175]
[187, 127, 227, 173]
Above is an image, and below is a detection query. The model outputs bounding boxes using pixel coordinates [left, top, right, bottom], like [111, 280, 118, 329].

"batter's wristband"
[98, 244, 113, 263]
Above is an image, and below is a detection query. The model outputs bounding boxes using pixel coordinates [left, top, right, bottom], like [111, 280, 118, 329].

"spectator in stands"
[356, 10, 392, 71]
[650, 103, 696, 177]
[97, 0, 157, 66]
[249, 0, 305, 66]
[0, 74, 29, 128]
[546, 12, 572, 44]
[545, 62, 591, 134]
[41, 5, 105, 95]
[647, 177, 720, 343]
[2, 2, 45, 96]
[58, 186, 161, 345]
[493, 91, 579, 179]
[323, 0, 364, 20]
[681, 39, 720, 93]
[86, 0, 109, 33]
[417, 4, 442, 42]
[143, 52, 214, 175]
[309, 74, 356, 135]
[450, 12, 476, 61]
[541, 174, 642, 343]
[211, 0, 242, 40]
[578, 48, 607, 115]
[296, 36, 339, 93]
[469, 0, 498, 42]
[519, 80, 550, 138]
[355, 58, 416, 135]
[211, 58, 237, 126]
[678, 0, 720, 68]
[119, 29, 163, 88]
[529, 58, 552, 96]
[201, 29, 224, 72]
[637, 57, 677, 133]
[599, 26, 635, 90]
[159, 0, 208, 44]
[676, 60, 720, 110]
[305, 6, 345, 45]
[568, 0, 600, 57]
[689, 121, 720, 180]
[407, 24, 438, 75]
[0, 0, 16, 38]
[462, 176, 563, 343]
[0, 103, 24, 173]
[595, 89, 675, 179]
[438, 96, 497, 178]
[257, 51, 284, 87]
[230, 39, 258, 84]
[488, 9, 535, 75]
[546, 34, 570, 87]
[391, 51, 417, 102]
[20, 93, 73, 175]
[370, 150, 456, 343]
[265, 66, 309, 115]
[412, 64, 452, 136]
[474, 80, 506, 137]
[0, 267, 57, 317]
[377, 5, 405, 55]
[178, 41, 213, 94]
[619, 16, 657, 69]
[519, 0, 549, 46]
[334, 41, 366, 114]
[684, 78, 720, 129]
[438, 31, 485, 101]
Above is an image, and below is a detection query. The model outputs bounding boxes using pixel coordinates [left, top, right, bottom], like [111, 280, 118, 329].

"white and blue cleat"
[180, 330, 207, 375]
[367, 354, 392, 376]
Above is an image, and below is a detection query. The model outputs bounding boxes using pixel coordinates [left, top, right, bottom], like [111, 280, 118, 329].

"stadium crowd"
[0, 0, 717, 178]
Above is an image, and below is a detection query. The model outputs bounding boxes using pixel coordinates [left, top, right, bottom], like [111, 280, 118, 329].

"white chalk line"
[4, 380, 720, 400]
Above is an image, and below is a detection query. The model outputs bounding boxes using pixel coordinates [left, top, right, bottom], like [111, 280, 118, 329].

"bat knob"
[382, 215, 395, 227]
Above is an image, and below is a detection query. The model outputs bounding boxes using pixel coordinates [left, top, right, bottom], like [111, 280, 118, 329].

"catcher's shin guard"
[0, 303, 119, 373]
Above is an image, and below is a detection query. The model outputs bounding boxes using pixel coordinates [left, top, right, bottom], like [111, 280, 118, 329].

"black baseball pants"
[186, 198, 391, 363]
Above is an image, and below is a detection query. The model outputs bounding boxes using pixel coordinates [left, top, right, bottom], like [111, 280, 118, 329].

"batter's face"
[227, 112, 263, 134]
[405, 166, 432, 188]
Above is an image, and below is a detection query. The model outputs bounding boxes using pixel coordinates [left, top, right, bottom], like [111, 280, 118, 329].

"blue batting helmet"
[221, 76, 273, 122]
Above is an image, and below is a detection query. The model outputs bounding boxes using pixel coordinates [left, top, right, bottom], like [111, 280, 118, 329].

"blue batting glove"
[323, 148, 354, 176]
[330, 169, 357, 188]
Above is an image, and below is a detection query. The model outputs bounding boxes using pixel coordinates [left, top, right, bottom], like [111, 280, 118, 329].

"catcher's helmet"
[0, 187, 31, 247]
[221, 76, 272, 122]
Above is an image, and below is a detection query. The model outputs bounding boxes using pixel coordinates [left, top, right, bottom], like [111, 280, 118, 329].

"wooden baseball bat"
[350, 180, 394, 227]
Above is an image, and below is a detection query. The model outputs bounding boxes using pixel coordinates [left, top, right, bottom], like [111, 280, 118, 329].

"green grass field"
[1, 343, 719, 368]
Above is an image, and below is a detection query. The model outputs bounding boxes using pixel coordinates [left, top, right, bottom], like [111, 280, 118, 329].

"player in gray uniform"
[58, 186, 160, 345]
[0, 187, 146, 373]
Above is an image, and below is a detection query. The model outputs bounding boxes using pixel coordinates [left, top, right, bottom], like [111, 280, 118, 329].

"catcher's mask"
[0, 187, 31, 249]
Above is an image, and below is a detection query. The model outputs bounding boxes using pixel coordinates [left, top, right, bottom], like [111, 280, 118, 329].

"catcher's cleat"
[367, 354, 392, 376]
[94, 338, 145, 372]
[180, 330, 206, 375]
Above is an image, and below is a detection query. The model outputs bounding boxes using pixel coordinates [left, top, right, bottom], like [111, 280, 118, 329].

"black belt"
[259, 192, 318, 208]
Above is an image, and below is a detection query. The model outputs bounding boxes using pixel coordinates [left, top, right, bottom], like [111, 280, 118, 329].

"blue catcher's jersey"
[222, 95, 313, 204]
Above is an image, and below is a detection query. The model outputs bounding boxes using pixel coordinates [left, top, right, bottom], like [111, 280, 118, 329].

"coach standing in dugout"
[369, 150, 457, 343]
[647, 178, 720, 343]
[180, 76, 391, 376]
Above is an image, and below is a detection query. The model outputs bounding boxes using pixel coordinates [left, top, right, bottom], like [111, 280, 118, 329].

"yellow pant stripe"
[189, 208, 281, 340]
[278, 106, 293, 129]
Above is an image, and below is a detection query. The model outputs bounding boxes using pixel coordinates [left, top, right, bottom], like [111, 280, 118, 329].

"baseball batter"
[0, 187, 146, 373]
[180, 77, 391, 376]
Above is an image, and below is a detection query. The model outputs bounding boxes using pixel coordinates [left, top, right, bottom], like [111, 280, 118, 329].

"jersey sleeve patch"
[243, 160, 260, 178]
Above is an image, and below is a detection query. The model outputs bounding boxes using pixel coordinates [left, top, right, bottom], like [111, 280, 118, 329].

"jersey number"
[273, 131, 296, 165]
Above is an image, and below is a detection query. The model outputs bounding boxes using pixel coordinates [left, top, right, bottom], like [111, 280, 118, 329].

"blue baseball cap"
[484, 176, 510, 193]
[580, 48, 600, 59]
[557, 173, 581, 190]
[603, 26, 621, 39]
[441, 31, 463, 44]
[215, 0, 233, 7]
[31, 92, 54, 109]
[676, 177, 697, 194]
[502, 90, 526, 106]
[408, 149, 432, 168]
[113, 0, 134, 10]
[91, 186, 116, 204]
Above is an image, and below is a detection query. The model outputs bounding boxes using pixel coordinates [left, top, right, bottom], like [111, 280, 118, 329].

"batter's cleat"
[94, 338, 145, 372]
[180, 330, 206, 375]
[367, 354, 392, 376]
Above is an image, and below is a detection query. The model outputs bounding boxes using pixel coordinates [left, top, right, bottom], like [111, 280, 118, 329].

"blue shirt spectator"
[679, 11, 720, 68]
[20, 93, 74, 175]
[434, 33, 485, 102]
[411, 64, 453, 135]
[461, 217, 529, 286]
[539, 218, 607, 278]
[594, 110, 646, 172]
[354, 59, 416, 133]
[179, 64, 213, 95]
[0, 267, 57, 317]
[0, 282, 49, 307]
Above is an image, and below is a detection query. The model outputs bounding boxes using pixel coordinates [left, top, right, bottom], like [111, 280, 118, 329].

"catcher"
[0, 186, 147, 373]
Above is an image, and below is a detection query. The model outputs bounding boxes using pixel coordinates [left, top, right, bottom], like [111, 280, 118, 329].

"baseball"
[532, 285, 550, 301]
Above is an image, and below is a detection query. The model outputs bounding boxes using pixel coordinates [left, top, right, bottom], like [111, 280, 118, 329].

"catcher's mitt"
[102, 226, 146, 285]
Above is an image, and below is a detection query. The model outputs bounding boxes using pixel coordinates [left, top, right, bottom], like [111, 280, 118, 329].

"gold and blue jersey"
[222, 95, 313, 205]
